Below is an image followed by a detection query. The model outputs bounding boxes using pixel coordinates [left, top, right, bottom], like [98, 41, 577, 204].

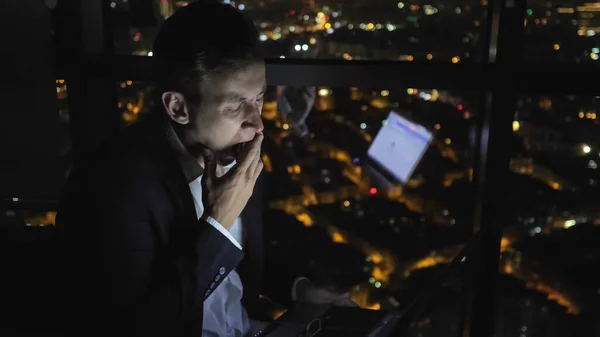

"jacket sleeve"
[58, 164, 244, 337]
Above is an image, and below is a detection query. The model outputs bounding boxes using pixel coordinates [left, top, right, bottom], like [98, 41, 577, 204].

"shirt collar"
[163, 120, 204, 183]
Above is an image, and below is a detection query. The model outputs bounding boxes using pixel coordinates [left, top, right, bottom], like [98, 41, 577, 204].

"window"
[31, 0, 600, 334]
[523, 1, 600, 64]
[1, 80, 69, 228]
[118, 83, 480, 323]
[117, 80, 157, 126]
[109, 0, 489, 62]
[263, 85, 479, 331]
[494, 93, 600, 336]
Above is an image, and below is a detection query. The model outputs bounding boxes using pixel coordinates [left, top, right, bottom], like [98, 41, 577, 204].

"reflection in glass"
[118, 83, 479, 333]
[109, 0, 488, 61]
[267, 85, 477, 336]
[496, 94, 600, 335]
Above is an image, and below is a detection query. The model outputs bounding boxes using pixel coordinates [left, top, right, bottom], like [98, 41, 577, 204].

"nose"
[244, 101, 264, 133]
[254, 116, 264, 133]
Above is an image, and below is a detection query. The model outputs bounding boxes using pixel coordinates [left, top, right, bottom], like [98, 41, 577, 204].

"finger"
[232, 133, 263, 176]
[248, 140, 264, 177]
[202, 148, 218, 182]
[247, 148, 262, 183]
[251, 157, 264, 183]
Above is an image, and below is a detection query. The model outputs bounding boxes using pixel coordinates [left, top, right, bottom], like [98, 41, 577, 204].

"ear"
[162, 91, 190, 125]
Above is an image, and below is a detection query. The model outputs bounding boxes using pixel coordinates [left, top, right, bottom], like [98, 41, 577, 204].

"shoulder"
[65, 123, 170, 201]
[91, 124, 165, 179]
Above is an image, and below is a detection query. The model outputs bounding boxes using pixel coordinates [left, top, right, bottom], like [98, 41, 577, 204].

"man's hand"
[296, 279, 357, 307]
[201, 133, 264, 230]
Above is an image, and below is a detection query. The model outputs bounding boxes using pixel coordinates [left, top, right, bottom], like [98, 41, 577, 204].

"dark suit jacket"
[56, 115, 292, 337]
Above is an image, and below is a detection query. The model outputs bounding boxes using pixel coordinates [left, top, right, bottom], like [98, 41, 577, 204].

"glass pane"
[524, 1, 600, 64]
[265, 85, 478, 316]
[1, 79, 69, 335]
[117, 82, 481, 329]
[2, 79, 69, 227]
[117, 80, 157, 126]
[496, 94, 600, 335]
[110, 0, 489, 62]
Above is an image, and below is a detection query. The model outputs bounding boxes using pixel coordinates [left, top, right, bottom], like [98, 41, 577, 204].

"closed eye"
[224, 103, 243, 116]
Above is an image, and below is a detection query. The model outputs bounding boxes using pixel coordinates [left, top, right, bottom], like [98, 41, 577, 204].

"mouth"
[226, 133, 262, 159]
[227, 142, 247, 159]
[233, 142, 244, 151]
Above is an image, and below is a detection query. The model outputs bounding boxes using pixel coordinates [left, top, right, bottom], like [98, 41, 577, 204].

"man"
[57, 2, 351, 337]
[278, 86, 317, 138]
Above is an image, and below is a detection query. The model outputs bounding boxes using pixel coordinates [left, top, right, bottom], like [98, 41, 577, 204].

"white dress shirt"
[189, 161, 250, 337]
[189, 161, 308, 337]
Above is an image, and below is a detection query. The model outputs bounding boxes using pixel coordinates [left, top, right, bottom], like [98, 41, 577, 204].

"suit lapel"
[140, 115, 198, 238]
[163, 172, 197, 228]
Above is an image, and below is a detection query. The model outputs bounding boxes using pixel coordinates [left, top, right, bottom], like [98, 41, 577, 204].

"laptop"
[367, 111, 433, 185]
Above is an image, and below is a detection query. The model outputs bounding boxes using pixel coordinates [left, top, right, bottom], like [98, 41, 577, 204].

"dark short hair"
[152, 0, 262, 102]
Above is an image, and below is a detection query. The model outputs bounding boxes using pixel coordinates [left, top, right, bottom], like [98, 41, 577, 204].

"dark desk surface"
[270, 304, 393, 337]
[276, 303, 333, 325]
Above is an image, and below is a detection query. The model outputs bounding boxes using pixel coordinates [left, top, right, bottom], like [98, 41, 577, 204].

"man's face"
[181, 61, 266, 154]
